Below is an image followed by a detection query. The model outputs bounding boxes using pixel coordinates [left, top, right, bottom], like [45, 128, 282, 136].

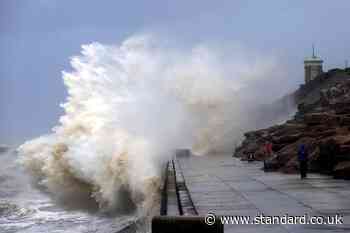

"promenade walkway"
[177, 154, 350, 233]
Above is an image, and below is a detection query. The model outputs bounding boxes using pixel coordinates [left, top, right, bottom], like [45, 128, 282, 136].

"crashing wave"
[17, 35, 281, 216]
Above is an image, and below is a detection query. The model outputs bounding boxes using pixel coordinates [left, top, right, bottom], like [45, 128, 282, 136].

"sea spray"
[17, 35, 288, 218]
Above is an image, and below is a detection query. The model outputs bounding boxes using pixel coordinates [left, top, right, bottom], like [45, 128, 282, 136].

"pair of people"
[265, 142, 308, 179]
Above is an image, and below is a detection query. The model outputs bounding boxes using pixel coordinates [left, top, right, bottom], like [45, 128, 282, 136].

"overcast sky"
[1, 0, 349, 145]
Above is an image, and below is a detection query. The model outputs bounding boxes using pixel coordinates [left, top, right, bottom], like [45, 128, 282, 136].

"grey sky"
[1, 0, 349, 145]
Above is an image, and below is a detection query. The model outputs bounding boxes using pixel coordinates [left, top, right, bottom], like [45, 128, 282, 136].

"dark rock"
[272, 143, 288, 152]
[339, 145, 350, 155]
[272, 133, 302, 144]
[304, 113, 326, 125]
[333, 135, 350, 145]
[234, 70, 350, 178]
[318, 129, 337, 138]
[331, 101, 350, 114]
[334, 161, 350, 179]
[340, 116, 350, 126]
[318, 139, 339, 174]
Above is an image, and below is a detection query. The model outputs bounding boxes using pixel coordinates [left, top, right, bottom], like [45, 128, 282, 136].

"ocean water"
[0, 149, 140, 233]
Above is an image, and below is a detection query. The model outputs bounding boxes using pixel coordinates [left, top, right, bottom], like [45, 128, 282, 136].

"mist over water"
[17, 34, 292, 220]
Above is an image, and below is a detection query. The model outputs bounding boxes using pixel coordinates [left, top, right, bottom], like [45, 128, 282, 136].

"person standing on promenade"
[298, 144, 308, 179]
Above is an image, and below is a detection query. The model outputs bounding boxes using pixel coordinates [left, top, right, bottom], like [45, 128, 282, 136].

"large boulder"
[340, 116, 350, 126]
[333, 135, 350, 145]
[313, 129, 337, 138]
[339, 145, 350, 155]
[304, 113, 339, 126]
[269, 124, 304, 138]
[272, 143, 288, 152]
[304, 113, 327, 125]
[272, 133, 302, 144]
[331, 101, 350, 114]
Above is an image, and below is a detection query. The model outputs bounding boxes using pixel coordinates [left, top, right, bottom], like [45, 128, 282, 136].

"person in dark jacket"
[298, 144, 308, 179]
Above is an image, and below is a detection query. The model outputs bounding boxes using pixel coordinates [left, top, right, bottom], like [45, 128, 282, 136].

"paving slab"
[178, 154, 350, 233]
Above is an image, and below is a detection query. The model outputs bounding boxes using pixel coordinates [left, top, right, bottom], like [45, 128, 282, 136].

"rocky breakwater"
[234, 68, 350, 179]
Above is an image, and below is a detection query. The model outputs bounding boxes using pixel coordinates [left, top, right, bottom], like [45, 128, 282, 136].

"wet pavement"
[177, 154, 350, 233]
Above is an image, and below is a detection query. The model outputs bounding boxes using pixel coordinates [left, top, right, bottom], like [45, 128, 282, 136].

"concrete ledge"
[160, 156, 197, 216]
[173, 158, 197, 215]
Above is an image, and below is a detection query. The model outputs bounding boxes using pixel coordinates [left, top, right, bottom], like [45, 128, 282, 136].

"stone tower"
[304, 45, 323, 83]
